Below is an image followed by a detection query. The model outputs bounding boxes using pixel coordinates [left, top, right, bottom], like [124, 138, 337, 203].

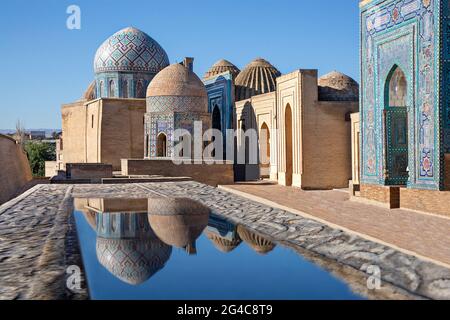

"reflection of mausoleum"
[147, 197, 210, 254]
[352, 0, 450, 215]
[205, 214, 242, 253]
[80, 199, 172, 285]
[237, 225, 276, 255]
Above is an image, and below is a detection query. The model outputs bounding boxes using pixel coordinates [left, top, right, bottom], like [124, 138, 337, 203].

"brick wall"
[66, 163, 113, 183]
[61, 98, 146, 171]
[360, 184, 400, 208]
[445, 154, 450, 191]
[121, 159, 234, 186]
[400, 188, 450, 217]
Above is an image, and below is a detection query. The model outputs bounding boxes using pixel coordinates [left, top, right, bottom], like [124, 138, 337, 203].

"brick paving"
[220, 182, 450, 267]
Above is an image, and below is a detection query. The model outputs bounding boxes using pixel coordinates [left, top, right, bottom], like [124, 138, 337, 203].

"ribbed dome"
[318, 71, 359, 101]
[206, 232, 242, 253]
[204, 59, 240, 79]
[96, 237, 172, 285]
[82, 81, 96, 101]
[94, 27, 169, 74]
[235, 58, 281, 101]
[147, 64, 207, 97]
[237, 225, 276, 255]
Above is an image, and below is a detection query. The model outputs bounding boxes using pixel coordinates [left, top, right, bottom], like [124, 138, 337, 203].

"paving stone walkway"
[1, 182, 450, 300]
[220, 182, 450, 268]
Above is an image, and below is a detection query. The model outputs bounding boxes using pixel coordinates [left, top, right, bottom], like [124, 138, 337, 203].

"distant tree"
[15, 119, 26, 145]
[24, 141, 56, 177]
[51, 131, 61, 139]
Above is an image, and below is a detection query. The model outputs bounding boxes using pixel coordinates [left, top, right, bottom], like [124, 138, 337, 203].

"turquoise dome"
[96, 237, 172, 285]
[94, 27, 169, 74]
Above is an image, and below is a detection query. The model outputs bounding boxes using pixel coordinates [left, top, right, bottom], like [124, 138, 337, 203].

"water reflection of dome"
[94, 212, 172, 285]
[96, 212, 153, 239]
[205, 231, 242, 253]
[96, 237, 171, 285]
[237, 225, 276, 255]
[147, 198, 210, 254]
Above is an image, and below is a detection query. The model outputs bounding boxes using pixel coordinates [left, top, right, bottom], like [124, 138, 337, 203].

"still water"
[74, 197, 364, 300]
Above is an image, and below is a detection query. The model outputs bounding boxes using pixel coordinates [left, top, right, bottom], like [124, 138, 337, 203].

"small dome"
[146, 64, 208, 113]
[147, 198, 210, 250]
[94, 27, 169, 74]
[96, 237, 172, 285]
[237, 225, 276, 255]
[318, 71, 359, 101]
[146, 64, 207, 98]
[204, 59, 240, 79]
[235, 58, 281, 101]
[206, 232, 242, 253]
[82, 81, 96, 101]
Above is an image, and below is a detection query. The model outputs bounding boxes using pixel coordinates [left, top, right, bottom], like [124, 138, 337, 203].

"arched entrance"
[212, 106, 221, 131]
[212, 106, 221, 158]
[109, 80, 116, 97]
[145, 135, 150, 158]
[260, 122, 270, 178]
[285, 104, 293, 186]
[157, 133, 167, 157]
[384, 65, 409, 185]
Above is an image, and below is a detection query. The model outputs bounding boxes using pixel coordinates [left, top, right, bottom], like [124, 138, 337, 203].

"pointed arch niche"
[384, 65, 409, 185]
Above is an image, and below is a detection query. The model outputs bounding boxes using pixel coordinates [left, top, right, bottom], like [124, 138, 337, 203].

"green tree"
[24, 142, 56, 177]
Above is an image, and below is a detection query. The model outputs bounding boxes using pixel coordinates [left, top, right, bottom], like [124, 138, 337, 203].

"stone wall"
[45, 161, 62, 178]
[0, 135, 32, 204]
[121, 159, 234, 186]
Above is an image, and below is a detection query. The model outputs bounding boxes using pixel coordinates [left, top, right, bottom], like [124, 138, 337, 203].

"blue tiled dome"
[94, 27, 169, 74]
[96, 237, 172, 285]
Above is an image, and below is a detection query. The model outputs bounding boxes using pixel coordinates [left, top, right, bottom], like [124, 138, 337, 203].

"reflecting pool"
[74, 198, 364, 300]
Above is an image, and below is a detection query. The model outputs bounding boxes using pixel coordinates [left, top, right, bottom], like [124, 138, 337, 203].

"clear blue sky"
[0, 0, 360, 129]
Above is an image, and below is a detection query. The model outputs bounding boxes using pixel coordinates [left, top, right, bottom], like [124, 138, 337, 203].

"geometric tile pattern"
[94, 27, 169, 74]
[147, 96, 208, 113]
[94, 211, 172, 285]
[360, 0, 443, 190]
[96, 237, 172, 285]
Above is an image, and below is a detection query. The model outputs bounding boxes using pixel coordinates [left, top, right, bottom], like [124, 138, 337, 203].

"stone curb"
[219, 185, 450, 271]
[0, 184, 43, 215]
[25, 186, 74, 300]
